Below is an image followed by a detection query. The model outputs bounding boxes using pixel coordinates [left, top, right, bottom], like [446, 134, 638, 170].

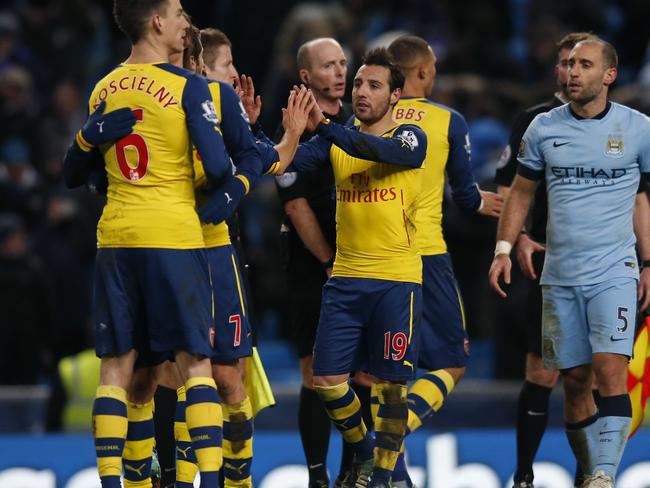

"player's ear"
[299, 69, 310, 85]
[152, 13, 164, 34]
[604, 66, 617, 86]
[390, 87, 401, 105]
[418, 66, 427, 81]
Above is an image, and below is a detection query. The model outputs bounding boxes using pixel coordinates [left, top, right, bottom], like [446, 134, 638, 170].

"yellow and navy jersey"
[88, 62, 231, 248]
[290, 121, 427, 284]
[193, 79, 280, 247]
[393, 98, 480, 255]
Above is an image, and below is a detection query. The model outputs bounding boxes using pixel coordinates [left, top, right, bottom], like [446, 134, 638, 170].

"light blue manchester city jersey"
[518, 102, 650, 286]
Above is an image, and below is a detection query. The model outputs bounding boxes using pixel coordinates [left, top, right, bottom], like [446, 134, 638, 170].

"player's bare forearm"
[285, 198, 334, 265]
[275, 129, 302, 174]
[496, 175, 538, 245]
[634, 191, 650, 261]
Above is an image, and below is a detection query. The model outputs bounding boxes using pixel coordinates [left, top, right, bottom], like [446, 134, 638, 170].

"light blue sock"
[565, 412, 599, 475]
[595, 394, 633, 478]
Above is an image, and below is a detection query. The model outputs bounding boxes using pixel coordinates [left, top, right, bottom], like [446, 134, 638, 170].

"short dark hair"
[556, 32, 593, 53]
[361, 47, 404, 93]
[387, 35, 431, 71]
[113, 0, 170, 44]
[183, 25, 202, 71]
[200, 28, 231, 68]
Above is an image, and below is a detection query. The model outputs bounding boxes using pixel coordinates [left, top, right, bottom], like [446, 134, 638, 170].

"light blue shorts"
[541, 277, 637, 370]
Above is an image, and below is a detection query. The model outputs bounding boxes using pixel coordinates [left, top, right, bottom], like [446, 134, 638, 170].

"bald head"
[297, 38, 343, 70]
[296, 37, 347, 103]
[573, 37, 618, 69]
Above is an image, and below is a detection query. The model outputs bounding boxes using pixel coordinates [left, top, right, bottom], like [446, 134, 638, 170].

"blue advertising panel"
[0, 430, 649, 488]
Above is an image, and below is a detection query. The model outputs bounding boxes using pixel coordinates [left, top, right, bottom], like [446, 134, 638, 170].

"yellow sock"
[174, 386, 198, 486]
[123, 400, 155, 488]
[223, 396, 254, 487]
[184, 377, 223, 484]
[373, 383, 407, 478]
[314, 382, 373, 460]
[407, 369, 455, 433]
[93, 385, 128, 487]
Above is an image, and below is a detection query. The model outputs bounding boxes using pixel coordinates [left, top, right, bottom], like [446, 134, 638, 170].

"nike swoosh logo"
[599, 430, 619, 435]
[610, 336, 627, 342]
[309, 463, 324, 469]
[527, 410, 546, 416]
[553, 141, 570, 147]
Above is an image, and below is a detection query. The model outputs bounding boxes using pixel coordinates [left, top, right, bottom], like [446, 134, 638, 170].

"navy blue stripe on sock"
[599, 394, 632, 418]
[93, 398, 127, 417]
[566, 412, 599, 430]
[186, 385, 220, 405]
[188, 425, 222, 450]
[324, 390, 355, 411]
[126, 420, 154, 441]
[378, 404, 408, 420]
[95, 437, 125, 457]
[223, 419, 253, 441]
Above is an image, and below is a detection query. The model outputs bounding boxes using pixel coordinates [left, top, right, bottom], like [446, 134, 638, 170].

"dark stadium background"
[1, 1, 650, 487]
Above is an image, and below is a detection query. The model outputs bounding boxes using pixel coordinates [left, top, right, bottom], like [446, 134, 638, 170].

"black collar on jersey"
[569, 100, 611, 120]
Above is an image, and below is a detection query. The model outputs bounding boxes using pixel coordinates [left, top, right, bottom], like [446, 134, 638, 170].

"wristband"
[643, 260, 650, 268]
[494, 240, 512, 257]
[75, 130, 93, 152]
[323, 256, 335, 269]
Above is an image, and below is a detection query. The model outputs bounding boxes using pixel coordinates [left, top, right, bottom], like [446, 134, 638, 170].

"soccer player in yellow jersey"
[172, 26, 292, 488]
[274, 48, 428, 488]
[383, 35, 503, 487]
[64, 1, 234, 487]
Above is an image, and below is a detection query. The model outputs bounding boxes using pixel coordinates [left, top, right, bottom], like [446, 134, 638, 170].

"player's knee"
[592, 357, 627, 393]
[526, 365, 559, 388]
[213, 363, 245, 401]
[128, 371, 157, 403]
[562, 367, 592, 399]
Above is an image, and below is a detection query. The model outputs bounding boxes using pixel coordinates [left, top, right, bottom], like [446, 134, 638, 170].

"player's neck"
[126, 38, 173, 64]
[570, 93, 608, 119]
[401, 79, 426, 98]
[315, 95, 341, 116]
[359, 111, 395, 136]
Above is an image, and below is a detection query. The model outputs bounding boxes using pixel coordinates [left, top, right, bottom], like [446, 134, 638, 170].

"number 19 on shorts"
[384, 332, 408, 361]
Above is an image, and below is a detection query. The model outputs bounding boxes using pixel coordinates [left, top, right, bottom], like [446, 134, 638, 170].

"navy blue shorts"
[93, 248, 214, 361]
[416, 254, 469, 370]
[208, 245, 253, 363]
[313, 277, 421, 382]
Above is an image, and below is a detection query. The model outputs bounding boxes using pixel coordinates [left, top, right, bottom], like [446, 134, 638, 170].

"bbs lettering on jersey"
[394, 107, 425, 122]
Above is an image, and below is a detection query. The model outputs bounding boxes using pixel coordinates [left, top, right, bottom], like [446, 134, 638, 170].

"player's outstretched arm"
[217, 82, 265, 186]
[183, 74, 232, 183]
[314, 120, 427, 168]
[489, 174, 539, 298]
[273, 87, 316, 173]
[634, 191, 650, 311]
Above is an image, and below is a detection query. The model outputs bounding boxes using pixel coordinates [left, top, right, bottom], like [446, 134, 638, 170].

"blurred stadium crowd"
[2, 0, 650, 408]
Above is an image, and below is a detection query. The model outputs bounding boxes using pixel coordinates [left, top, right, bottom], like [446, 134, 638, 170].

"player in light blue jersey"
[489, 37, 650, 488]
